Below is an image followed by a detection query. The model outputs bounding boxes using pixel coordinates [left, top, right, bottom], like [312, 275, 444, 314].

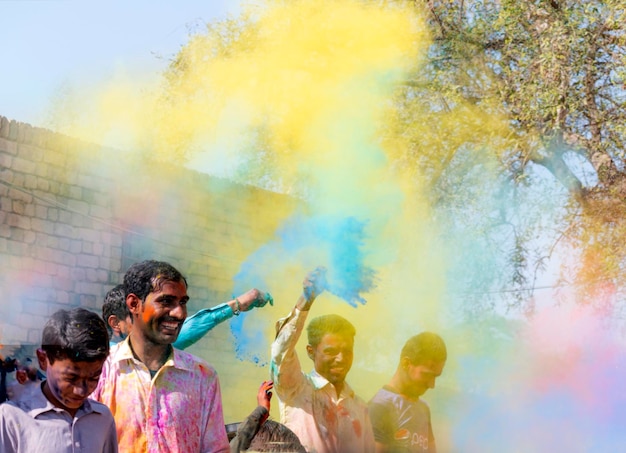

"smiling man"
[91, 260, 229, 453]
[270, 267, 375, 453]
[368, 332, 447, 453]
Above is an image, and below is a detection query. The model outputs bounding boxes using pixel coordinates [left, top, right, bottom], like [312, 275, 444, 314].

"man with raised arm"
[93, 260, 272, 452]
[270, 267, 375, 453]
[102, 283, 272, 350]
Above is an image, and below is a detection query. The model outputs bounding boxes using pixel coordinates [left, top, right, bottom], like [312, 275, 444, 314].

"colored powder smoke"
[229, 214, 377, 363]
[32, 0, 626, 449]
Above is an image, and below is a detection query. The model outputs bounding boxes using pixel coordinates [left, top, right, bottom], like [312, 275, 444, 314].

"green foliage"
[403, 0, 626, 303]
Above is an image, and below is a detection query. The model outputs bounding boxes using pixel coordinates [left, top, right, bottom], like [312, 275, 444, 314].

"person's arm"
[270, 268, 326, 400]
[368, 397, 394, 453]
[229, 405, 270, 453]
[229, 380, 273, 453]
[174, 289, 273, 350]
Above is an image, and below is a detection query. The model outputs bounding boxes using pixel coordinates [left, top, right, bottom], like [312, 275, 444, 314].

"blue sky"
[1, 0, 241, 127]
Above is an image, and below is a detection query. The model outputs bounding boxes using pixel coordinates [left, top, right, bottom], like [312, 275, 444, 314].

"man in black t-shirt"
[368, 333, 447, 453]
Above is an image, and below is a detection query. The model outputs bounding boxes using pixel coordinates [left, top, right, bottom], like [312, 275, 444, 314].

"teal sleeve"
[173, 303, 233, 350]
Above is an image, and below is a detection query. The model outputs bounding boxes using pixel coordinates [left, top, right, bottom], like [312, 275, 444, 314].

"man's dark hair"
[306, 314, 356, 348]
[401, 332, 447, 365]
[123, 260, 187, 301]
[247, 420, 306, 452]
[102, 283, 128, 334]
[42, 308, 109, 364]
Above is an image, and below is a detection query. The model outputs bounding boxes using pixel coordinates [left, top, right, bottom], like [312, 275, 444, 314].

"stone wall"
[0, 115, 296, 422]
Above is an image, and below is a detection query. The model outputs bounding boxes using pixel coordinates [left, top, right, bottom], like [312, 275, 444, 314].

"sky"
[0, 0, 242, 127]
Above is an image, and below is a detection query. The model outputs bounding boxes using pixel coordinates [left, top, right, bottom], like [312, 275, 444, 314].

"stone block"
[28, 328, 43, 344]
[70, 240, 82, 254]
[0, 224, 11, 238]
[48, 208, 58, 221]
[23, 230, 36, 244]
[24, 174, 37, 189]
[35, 204, 47, 219]
[12, 200, 25, 215]
[55, 291, 70, 304]
[89, 204, 110, 219]
[78, 228, 100, 243]
[59, 210, 72, 224]
[56, 265, 71, 279]
[71, 267, 86, 281]
[0, 137, 17, 154]
[92, 242, 104, 256]
[69, 185, 82, 199]
[31, 218, 54, 235]
[48, 181, 60, 195]
[70, 213, 84, 228]
[35, 162, 48, 177]
[77, 253, 99, 268]
[24, 203, 35, 217]
[58, 238, 70, 251]
[7, 213, 30, 229]
[8, 187, 32, 203]
[82, 241, 93, 254]
[75, 281, 102, 297]
[36, 178, 50, 192]
[42, 150, 66, 167]
[12, 156, 36, 174]
[53, 223, 74, 238]
[0, 152, 12, 168]
[0, 168, 13, 184]
[18, 143, 44, 162]
[60, 251, 76, 267]
[85, 268, 98, 282]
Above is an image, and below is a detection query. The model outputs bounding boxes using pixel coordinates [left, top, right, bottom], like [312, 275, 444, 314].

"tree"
[396, 0, 626, 304]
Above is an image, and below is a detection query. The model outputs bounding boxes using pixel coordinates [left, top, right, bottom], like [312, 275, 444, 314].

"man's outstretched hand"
[298, 266, 327, 311]
[236, 289, 274, 312]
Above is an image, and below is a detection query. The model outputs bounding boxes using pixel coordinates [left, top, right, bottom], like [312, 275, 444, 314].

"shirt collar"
[309, 369, 355, 398]
[22, 382, 102, 418]
[112, 336, 196, 372]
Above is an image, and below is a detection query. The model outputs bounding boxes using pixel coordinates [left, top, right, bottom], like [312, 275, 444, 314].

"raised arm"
[270, 267, 326, 399]
[174, 289, 273, 350]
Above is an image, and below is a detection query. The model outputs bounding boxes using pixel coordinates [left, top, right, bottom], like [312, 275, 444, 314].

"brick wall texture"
[0, 115, 297, 422]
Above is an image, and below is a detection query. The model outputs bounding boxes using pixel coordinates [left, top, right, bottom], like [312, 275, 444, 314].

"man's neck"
[332, 381, 345, 398]
[128, 332, 172, 372]
[387, 372, 409, 398]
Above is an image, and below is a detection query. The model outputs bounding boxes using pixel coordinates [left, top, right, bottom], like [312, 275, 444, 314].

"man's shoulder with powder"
[173, 348, 218, 377]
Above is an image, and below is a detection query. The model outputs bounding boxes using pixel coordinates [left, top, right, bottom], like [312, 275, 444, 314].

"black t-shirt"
[368, 386, 436, 452]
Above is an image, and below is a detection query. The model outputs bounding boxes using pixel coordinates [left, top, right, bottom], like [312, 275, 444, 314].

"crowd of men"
[0, 260, 447, 453]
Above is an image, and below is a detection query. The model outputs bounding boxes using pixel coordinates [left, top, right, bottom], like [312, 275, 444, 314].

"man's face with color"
[307, 332, 354, 386]
[130, 279, 189, 345]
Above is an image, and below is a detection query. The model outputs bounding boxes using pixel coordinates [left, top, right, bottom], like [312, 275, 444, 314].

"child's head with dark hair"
[247, 420, 307, 452]
[36, 308, 109, 417]
[41, 308, 109, 364]
[102, 283, 132, 341]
